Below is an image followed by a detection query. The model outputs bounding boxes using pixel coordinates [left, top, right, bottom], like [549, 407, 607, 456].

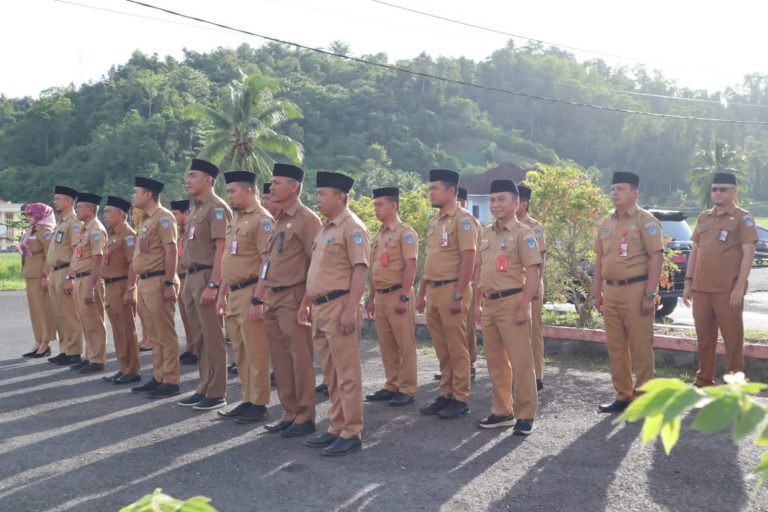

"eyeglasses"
[711, 186, 734, 193]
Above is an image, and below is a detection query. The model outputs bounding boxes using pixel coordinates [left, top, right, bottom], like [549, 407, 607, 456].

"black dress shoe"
[23, 349, 39, 358]
[103, 372, 123, 382]
[32, 347, 52, 358]
[365, 389, 396, 402]
[389, 392, 415, 407]
[227, 362, 238, 375]
[537, 379, 544, 391]
[177, 393, 206, 407]
[321, 436, 362, 457]
[265, 420, 293, 433]
[234, 404, 267, 423]
[70, 358, 90, 370]
[217, 402, 253, 419]
[147, 383, 181, 398]
[180, 353, 198, 365]
[132, 378, 160, 393]
[48, 353, 66, 364]
[60, 355, 82, 366]
[438, 399, 470, 419]
[419, 395, 451, 416]
[270, 371, 276, 387]
[315, 383, 328, 393]
[114, 374, 141, 385]
[139, 346, 152, 352]
[79, 363, 105, 374]
[179, 351, 193, 361]
[282, 421, 316, 438]
[194, 397, 228, 411]
[305, 432, 339, 448]
[433, 373, 442, 381]
[598, 399, 631, 413]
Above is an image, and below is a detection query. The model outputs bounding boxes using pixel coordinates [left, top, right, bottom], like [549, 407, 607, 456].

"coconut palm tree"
[191, 72, 303, 186]
[686, 140, 747, 208]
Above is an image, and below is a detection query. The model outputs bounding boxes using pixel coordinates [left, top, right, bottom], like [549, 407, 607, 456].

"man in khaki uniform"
[300, 171, 369, 456]
[171, 199, 197, 366]
[683, 173, 759, 387]
[66, 193, 108, 374]
[474, 180, 541, 435]
[417, 170, 478, 419]
[594, 172, 664, 413]
[178, 159, 233, 411]
[516, 184, 547, 391]
[128, 176, 181, 398]
[215, 171, 274, 423]
[101, 196, 141, 384]
[46, 185, 84, 365]
[365, 187, 418, 407]
[259, 163, 321, 438]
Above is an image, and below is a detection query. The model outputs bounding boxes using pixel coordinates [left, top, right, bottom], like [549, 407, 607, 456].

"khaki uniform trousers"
[373, 289, 417, 396]
[72, 277, 107, 364]
[692, 290, 744, 387]
[178, 276, 194, 353]
[603, 281, 655, 402]
[105, 280, 140, 374]
[138, 275, 179, 384]
[312, 296, 364, 439]
[531, 279, 545, 380]
[482, 293, 538, 419]
[426, 283, 471, 402]
[265, 284, 316, 424]
[25, 278, 57, 343]
[183, 269, 227, 398]
[49, 267, 83, 355]
[467, 287, 477, 369]
[226, 287, 270, 405]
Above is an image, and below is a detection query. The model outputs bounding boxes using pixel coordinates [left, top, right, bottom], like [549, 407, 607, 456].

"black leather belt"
[605, 274, 648, 286]
[187, 264, 213, 274]
[377, 284, 402, 294]
[312, 290, 349, 305]
[269, 283, 302, 293]
[177, 272, 186, 279]
[230, 276, 259, 291]
[74, 271, 91, 279]
[139, 270, 165, 280]
[104, 275, 127, 285]
[430, 279, 457, 287]
[485, 288, 523, 300]
[52, 263, 70, 272]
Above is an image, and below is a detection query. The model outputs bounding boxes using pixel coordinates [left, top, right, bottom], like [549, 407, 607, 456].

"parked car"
[756, 225, 768, 265]
[648, 209, 692, 318]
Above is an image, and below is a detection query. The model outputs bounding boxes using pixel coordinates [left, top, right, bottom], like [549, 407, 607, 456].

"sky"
[1, 0, 766, 99]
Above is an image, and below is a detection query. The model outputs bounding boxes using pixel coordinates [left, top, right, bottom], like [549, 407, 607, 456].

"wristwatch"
[399, 294, 410, 302]
[251, 297, 264, 306]
[64, 274, 73, 281]
[163, 280, 174, 287]
[644, 291, 656, 300]
[207, 281, 220, 289]
[127, 285, 136, 292]
[452, 291, 463, 301]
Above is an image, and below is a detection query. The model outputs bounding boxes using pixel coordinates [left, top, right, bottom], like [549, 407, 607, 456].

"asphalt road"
[1, 291, 767, 512]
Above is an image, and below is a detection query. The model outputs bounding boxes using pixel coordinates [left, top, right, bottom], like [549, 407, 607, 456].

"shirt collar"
[327, 208, 350, 227]
[710, 204, 737, 217]
[613, 204, 638, 219]
[193, 189, 214, 206]
[144, 203, 159, 216]
[438, 203, 459, 219]
[494, 217, 517, 232]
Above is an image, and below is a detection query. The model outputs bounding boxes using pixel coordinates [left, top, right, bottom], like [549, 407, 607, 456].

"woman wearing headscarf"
[20, 203, 59, 357]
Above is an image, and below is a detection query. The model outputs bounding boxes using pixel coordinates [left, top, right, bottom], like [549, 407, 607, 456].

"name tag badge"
[103, 250, 110, 266]
[55, 231, 64, 244]
[177, 246, 183, 258]
[496, 255, 508, 272]
[380, 252, 389, 267]
[441, 225, 449, 247]
[260, 259, 269, 280]
[74, 247, 83, 259]
[230, 239, 238, 255]
[619, 241, 629, 257]
[189, 226, 196, 240]
[718, 229, 729, 242]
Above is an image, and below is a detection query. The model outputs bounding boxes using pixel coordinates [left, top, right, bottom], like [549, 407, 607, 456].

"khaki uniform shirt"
[222, 202, 274, 286]
[691, 206, 759, 293]
[70, 218, 108, 275]
[132, 204, 177, 274]
[102, 223, 136, 279]
[177, 224, 187, 274]
[181, 191, 231, 268]
[22, 226, 54, 279]
[262, 201, 321, 288]
[477, 219, 542, 293]
[519, 214, 547, 254]
[371, 218, 418, 289]
[306, 209, 370, 298]
[46, 211, 82, 268]
[596, 205, 664, 281]
[423, 203, 479, 282]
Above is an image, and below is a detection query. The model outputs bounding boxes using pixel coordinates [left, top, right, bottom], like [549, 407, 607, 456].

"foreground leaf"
[660, 416, 682, 455]
[691, 395, 740, 433]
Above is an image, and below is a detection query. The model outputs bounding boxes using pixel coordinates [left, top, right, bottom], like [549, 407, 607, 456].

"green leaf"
[740, 383, 768, 394]
[732, 402, 767, 442]
[641, 413, 663, 446]
[757, 423, 768, 447]
[661, 387, 708, 425]
[623, 388, 679, 422]
[660, 416, 682, 455]
[637, 378, 688, 394]
[690, 395, 740, 433]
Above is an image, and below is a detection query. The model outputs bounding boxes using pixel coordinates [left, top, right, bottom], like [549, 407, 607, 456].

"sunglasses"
[711, 186, 734, 193]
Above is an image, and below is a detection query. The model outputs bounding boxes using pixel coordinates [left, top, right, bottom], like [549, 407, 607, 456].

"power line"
[67, 0, 768, 126]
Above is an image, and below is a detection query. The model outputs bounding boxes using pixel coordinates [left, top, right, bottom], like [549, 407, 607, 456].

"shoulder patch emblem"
[534, 227, 544, 238]
[462, 219, 471, 231]
[354, 234, 364, 245]
[43, 231, 52, 241]
[645, 222, 659, 236]
[72, 224, 81, 233]
[214, 208, 225, 221]
[92, 232, 100, 241]
[160, 218, 170, 229]
[404, 232, 414, 245]
[744, 215, 754, 227]
[125, 236, 135, 247]
[262, 220, 273, 233]
[526, 238, 537, 249]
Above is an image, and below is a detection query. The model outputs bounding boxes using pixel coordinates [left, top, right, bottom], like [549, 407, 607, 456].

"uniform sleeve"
[738, 214, 760, 244]
[400, 228, 418, 261]
[39, 227, 53, 253]
[691, 214, 705, 244]
[518, 228, 543, 268]
[256, 216, 274, 258]
[533, 223, 547, 253]
[210, 205, 230, 240]
[456, 216, 478, 252]
[89, 228, 104, 256]
[157, 215, 177, 246]
[640, 215, 665, 254]
[71, 222, 82, 249]
[302, 213, 322, 259]
[124, 234, 136, 262]
[346, 227, 370, 267]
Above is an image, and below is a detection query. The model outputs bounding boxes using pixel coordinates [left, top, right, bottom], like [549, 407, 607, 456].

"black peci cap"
[490, 179, 519, 195]
[429, 169, 459, 185]
[105, 196, 131, 212]
[54, 185, 78, 199]
[712, 173, 737, 185]
[224, 170, 257, 186]
[190, 158, 219, 178]
[170, 199, 190, 212]
[76, 192, 102, 205]
[273, 163, 304, 182]
[517, 184, 532, 201]
[611, 171, 640, 186]
[316, 171, 354, 193]
[457, 187, 468, 201]
[373, 187, 399, 198]
[134, 176, 165, 193]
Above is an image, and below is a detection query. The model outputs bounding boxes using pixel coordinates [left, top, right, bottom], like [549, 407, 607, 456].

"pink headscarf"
[18, 203, 56, 255]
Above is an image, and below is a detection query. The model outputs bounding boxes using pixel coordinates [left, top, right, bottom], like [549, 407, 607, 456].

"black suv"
[647, 209, 692, 318]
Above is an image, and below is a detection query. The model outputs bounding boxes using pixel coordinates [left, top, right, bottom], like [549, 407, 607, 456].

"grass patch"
[546, 352, 695, 382]
[542, 308, 603, 329]
[0, 253, 23, 291]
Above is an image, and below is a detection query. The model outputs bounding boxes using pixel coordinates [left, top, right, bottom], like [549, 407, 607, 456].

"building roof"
[458, 162, 533, 195]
